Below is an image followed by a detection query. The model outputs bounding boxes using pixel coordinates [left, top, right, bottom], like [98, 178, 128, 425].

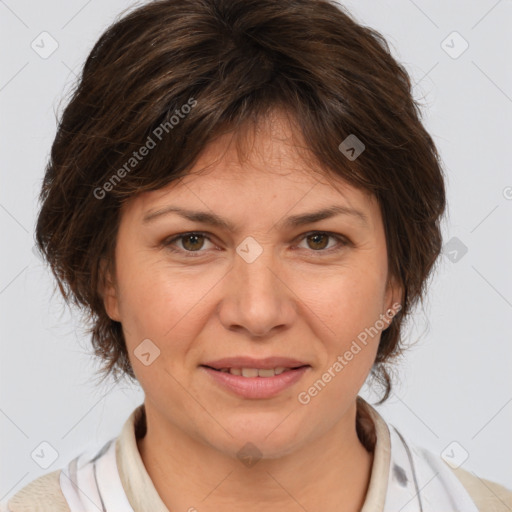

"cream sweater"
[3, 400, 512, 511]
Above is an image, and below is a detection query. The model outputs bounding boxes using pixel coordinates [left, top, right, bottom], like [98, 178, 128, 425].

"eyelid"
[295, 231, 350, 251]
[162, 230, 350, 256]
[162, 231, 217, 256]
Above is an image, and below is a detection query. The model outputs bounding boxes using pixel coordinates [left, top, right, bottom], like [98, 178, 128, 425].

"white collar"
[59, 399, 478, 511]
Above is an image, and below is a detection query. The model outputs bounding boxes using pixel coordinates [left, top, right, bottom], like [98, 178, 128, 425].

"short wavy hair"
[35, 0, 446, 401]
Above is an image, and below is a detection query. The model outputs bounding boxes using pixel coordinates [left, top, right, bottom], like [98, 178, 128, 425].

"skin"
[102, 109, 402, 512]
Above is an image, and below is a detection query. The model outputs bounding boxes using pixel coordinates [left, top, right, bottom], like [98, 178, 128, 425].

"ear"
[383, 274, 403, 325]
[98, 258, 121, 322]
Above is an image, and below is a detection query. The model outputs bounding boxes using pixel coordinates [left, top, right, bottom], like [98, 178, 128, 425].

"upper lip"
[201, 356, 309, 370]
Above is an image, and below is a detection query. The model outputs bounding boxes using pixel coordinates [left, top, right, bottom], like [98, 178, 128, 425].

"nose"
[217, 239, 296, 338]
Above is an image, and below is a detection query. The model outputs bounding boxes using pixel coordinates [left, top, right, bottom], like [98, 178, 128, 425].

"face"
[103, 110, 401, 460]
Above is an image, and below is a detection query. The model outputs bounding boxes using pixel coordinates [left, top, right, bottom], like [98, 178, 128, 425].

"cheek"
[114, 250, 221, 351]
[292, 259, 387, 386]
[113, 248, 175, 343]
[299, 262, 387, 335]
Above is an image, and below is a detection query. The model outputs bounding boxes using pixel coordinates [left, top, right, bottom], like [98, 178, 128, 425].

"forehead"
[123, 109, 379, 227]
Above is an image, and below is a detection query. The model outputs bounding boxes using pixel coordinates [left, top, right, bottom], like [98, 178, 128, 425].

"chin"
[207, 417, 306, 461]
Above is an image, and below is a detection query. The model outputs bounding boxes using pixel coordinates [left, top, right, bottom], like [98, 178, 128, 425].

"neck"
[137, 398, 375, 512]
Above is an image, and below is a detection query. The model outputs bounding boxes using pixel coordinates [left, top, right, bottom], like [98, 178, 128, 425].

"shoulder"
[3, 470, 70, 512]
[450, 466, 512, 512]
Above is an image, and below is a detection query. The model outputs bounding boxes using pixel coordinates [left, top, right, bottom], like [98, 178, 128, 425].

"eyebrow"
[142, 204, 369, 230]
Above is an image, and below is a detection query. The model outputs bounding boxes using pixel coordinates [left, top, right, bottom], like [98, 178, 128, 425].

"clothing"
[3, 398, 511, 511]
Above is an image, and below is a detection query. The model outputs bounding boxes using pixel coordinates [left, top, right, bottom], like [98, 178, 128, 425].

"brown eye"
[296, 232, 349, 254]
[181, 233, 206, 251]
[306, 233, 330, 250]
[163, 232, 215, 255]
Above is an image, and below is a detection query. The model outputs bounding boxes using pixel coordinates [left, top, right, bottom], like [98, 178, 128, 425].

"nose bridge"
[235, 235, 280, 299]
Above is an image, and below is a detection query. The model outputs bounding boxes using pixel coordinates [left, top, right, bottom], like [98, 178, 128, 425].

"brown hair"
[35, 0, 446, 401]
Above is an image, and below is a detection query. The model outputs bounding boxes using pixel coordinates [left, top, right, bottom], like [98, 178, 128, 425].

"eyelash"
[162, 231, 350, 257]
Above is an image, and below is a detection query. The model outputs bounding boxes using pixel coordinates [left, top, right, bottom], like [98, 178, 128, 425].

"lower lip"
[201, 366, 310, 399]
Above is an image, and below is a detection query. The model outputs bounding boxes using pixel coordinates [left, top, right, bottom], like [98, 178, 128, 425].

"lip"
[201, 365, 310, 399]
[201, 356, 308, 370]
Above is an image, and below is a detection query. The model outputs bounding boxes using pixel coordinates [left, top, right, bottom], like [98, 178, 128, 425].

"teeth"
[217, 367, 291, 377]
[242, 368, 259, 377]
[257, 368, 277, 377]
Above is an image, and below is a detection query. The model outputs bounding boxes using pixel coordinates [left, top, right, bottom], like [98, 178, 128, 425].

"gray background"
[1, 0, 511, 502]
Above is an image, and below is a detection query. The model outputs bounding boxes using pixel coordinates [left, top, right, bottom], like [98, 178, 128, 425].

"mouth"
[201, 365, 309, 377]
[200, 364, 311, 399]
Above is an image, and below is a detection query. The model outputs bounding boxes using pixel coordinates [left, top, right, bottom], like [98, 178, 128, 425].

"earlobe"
[98, 259, 121, 322]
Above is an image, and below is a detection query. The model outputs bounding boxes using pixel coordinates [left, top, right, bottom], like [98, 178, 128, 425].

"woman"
[4, 0, 511, 510]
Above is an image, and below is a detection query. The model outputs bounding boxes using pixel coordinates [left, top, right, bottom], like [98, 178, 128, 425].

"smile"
[212, 367, 296, 377]
[201, 365, 310, 399]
